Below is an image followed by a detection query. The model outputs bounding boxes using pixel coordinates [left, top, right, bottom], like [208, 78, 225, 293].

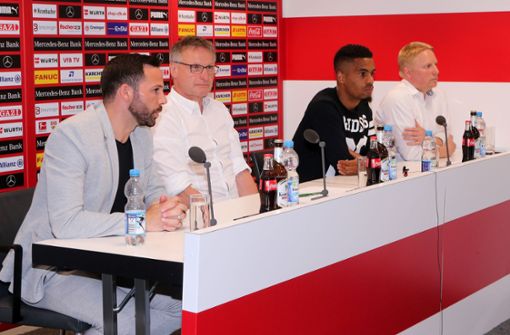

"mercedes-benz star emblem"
[267, 53, 274, 62]
[156, 53, 164, 62]
[219, 53, 226, 63]
[201, 12, 209, 22]
[252, 15, 258, 23]
[90, 54, 100, 65]
[65, 6, 75, 18]
[2, 56, 13, 68]
[135, 9, 144, 20]
[6, 175, 16, 188]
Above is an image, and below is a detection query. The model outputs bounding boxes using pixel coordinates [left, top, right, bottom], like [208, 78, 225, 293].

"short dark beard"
[128, 94, 161, 127]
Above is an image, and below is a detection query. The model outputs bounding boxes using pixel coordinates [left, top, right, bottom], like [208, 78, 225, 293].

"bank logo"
[32, 4, 57, 19]
[178, 24, 195, 37]
[59, 21, 82, 35]
[0, 105, 22, 121]
[129, 23, 149, 36]
[60, 53, 83, 67]
[178, 10, 195, 23]
[196, 24, 212, 37]
[231, 12, 246, 24]
[84, 22, 106, 35]
[35, 102, 59, 118]
[214, 12, 230, 24]
[0, 155, 23, 173]
[0, 122, 22, 138]
[150, 23, 169, 36]
[0, 71, 21, 86]
[33, 20, 57, 35]
[83, 6, 105, 20]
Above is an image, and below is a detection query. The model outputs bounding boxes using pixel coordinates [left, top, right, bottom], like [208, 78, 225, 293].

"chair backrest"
[0, 188, 34, 261]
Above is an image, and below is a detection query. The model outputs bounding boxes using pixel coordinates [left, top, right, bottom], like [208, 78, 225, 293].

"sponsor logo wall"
[177, 0, 281, 158]
[0, 0, 281, 192]
[0, 1, 24, 190]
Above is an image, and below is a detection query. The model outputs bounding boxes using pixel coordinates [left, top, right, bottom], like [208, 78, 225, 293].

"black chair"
[0, 188, 91, 334]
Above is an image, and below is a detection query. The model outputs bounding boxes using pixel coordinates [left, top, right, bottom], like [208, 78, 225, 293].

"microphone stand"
[203, 161, 217, 226]
[443, 125, 452, 166]
[312, 141, 328, 200]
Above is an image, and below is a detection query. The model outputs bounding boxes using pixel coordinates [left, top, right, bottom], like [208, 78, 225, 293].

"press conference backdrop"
[0, 0, 283, 193]
[282, 0, 510, 151]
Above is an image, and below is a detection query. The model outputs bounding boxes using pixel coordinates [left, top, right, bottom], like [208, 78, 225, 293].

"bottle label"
[462, 138, 476, 147]
[389, 156, 397, 180]
[368, 158, 381, 168]
[287, 176, 299, 206]
[277, 179, 288, 207]
[261, 179, 277, 191]
[380, 158, 390, 182]
[125, 210, 146, 236]
[421, 160, 432, 172]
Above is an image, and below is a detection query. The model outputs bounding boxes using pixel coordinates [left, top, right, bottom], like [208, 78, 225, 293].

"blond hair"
[398, 41, 434, 77]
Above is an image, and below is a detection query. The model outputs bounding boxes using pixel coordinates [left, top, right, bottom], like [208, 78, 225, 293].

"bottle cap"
[470, 111, 477, 116]
[476, 111, 483, 117]
[383, 124, 392, 131]
[425, 130, 433, 136]
[129, 169, 140, 177]
[284, 140, 294, 148]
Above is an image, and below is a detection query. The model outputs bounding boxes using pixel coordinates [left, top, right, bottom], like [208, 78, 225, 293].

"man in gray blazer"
[0, 54, 186, 334]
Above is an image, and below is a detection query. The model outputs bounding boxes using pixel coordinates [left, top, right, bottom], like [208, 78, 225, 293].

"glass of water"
[189, 193, 210, 231]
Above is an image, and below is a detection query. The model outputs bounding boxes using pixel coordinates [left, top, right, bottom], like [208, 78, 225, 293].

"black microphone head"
[436, 115, 447, 126]
[303, 129, 320, 144]
[188, 146, 207, 164]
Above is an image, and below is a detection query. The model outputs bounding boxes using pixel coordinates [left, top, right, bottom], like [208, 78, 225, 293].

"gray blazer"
[0, 102, 165, 303]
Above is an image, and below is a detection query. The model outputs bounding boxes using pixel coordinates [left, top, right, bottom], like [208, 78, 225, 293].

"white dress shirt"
[377, 79, 450, 161]
[152, 89, 249, 202]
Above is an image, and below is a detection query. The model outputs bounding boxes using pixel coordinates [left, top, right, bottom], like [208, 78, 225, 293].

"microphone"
[435, 115, 452, 166]
[188, 146, 217, 226]
[303, 129, 328, 200]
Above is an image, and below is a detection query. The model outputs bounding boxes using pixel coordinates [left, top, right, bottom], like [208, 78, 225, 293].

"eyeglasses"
[173, 61, 219, 74]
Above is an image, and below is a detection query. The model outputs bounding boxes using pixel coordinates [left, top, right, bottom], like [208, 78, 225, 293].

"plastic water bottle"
[476, 111, 486, 158]
[421, 130, 436, 172]
[124, 169, 146, 246]
[382, 125, 397, 180]
[280, 140, 299, 207]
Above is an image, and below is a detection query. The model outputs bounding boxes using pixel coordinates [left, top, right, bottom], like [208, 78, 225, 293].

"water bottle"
[280, 140, 299, 207]
[376, 126, 389, 182]
[125, 169, 146, 246]
[476, 111, 486, 158]
[421, 130, 436, 172]
[382, 125, 397, 180]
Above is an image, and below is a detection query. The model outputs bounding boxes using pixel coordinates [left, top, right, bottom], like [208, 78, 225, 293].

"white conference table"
[32, 151, 510, 335]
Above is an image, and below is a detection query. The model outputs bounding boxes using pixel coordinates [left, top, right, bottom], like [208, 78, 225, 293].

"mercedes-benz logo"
[266, 53, 274, 62]
[251, 15, 258, 24]
[6, 175, 16, 188]
[90, 54, 100, 65]
[65, 6, 75, 18]
[156, 53, 164, 62]
[201, 12, 209, 22]
[2, 56, 13, 68]
[219, 53, 226, 63]
[252, 103, 259, 112]
[134, 9, 144, 20]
